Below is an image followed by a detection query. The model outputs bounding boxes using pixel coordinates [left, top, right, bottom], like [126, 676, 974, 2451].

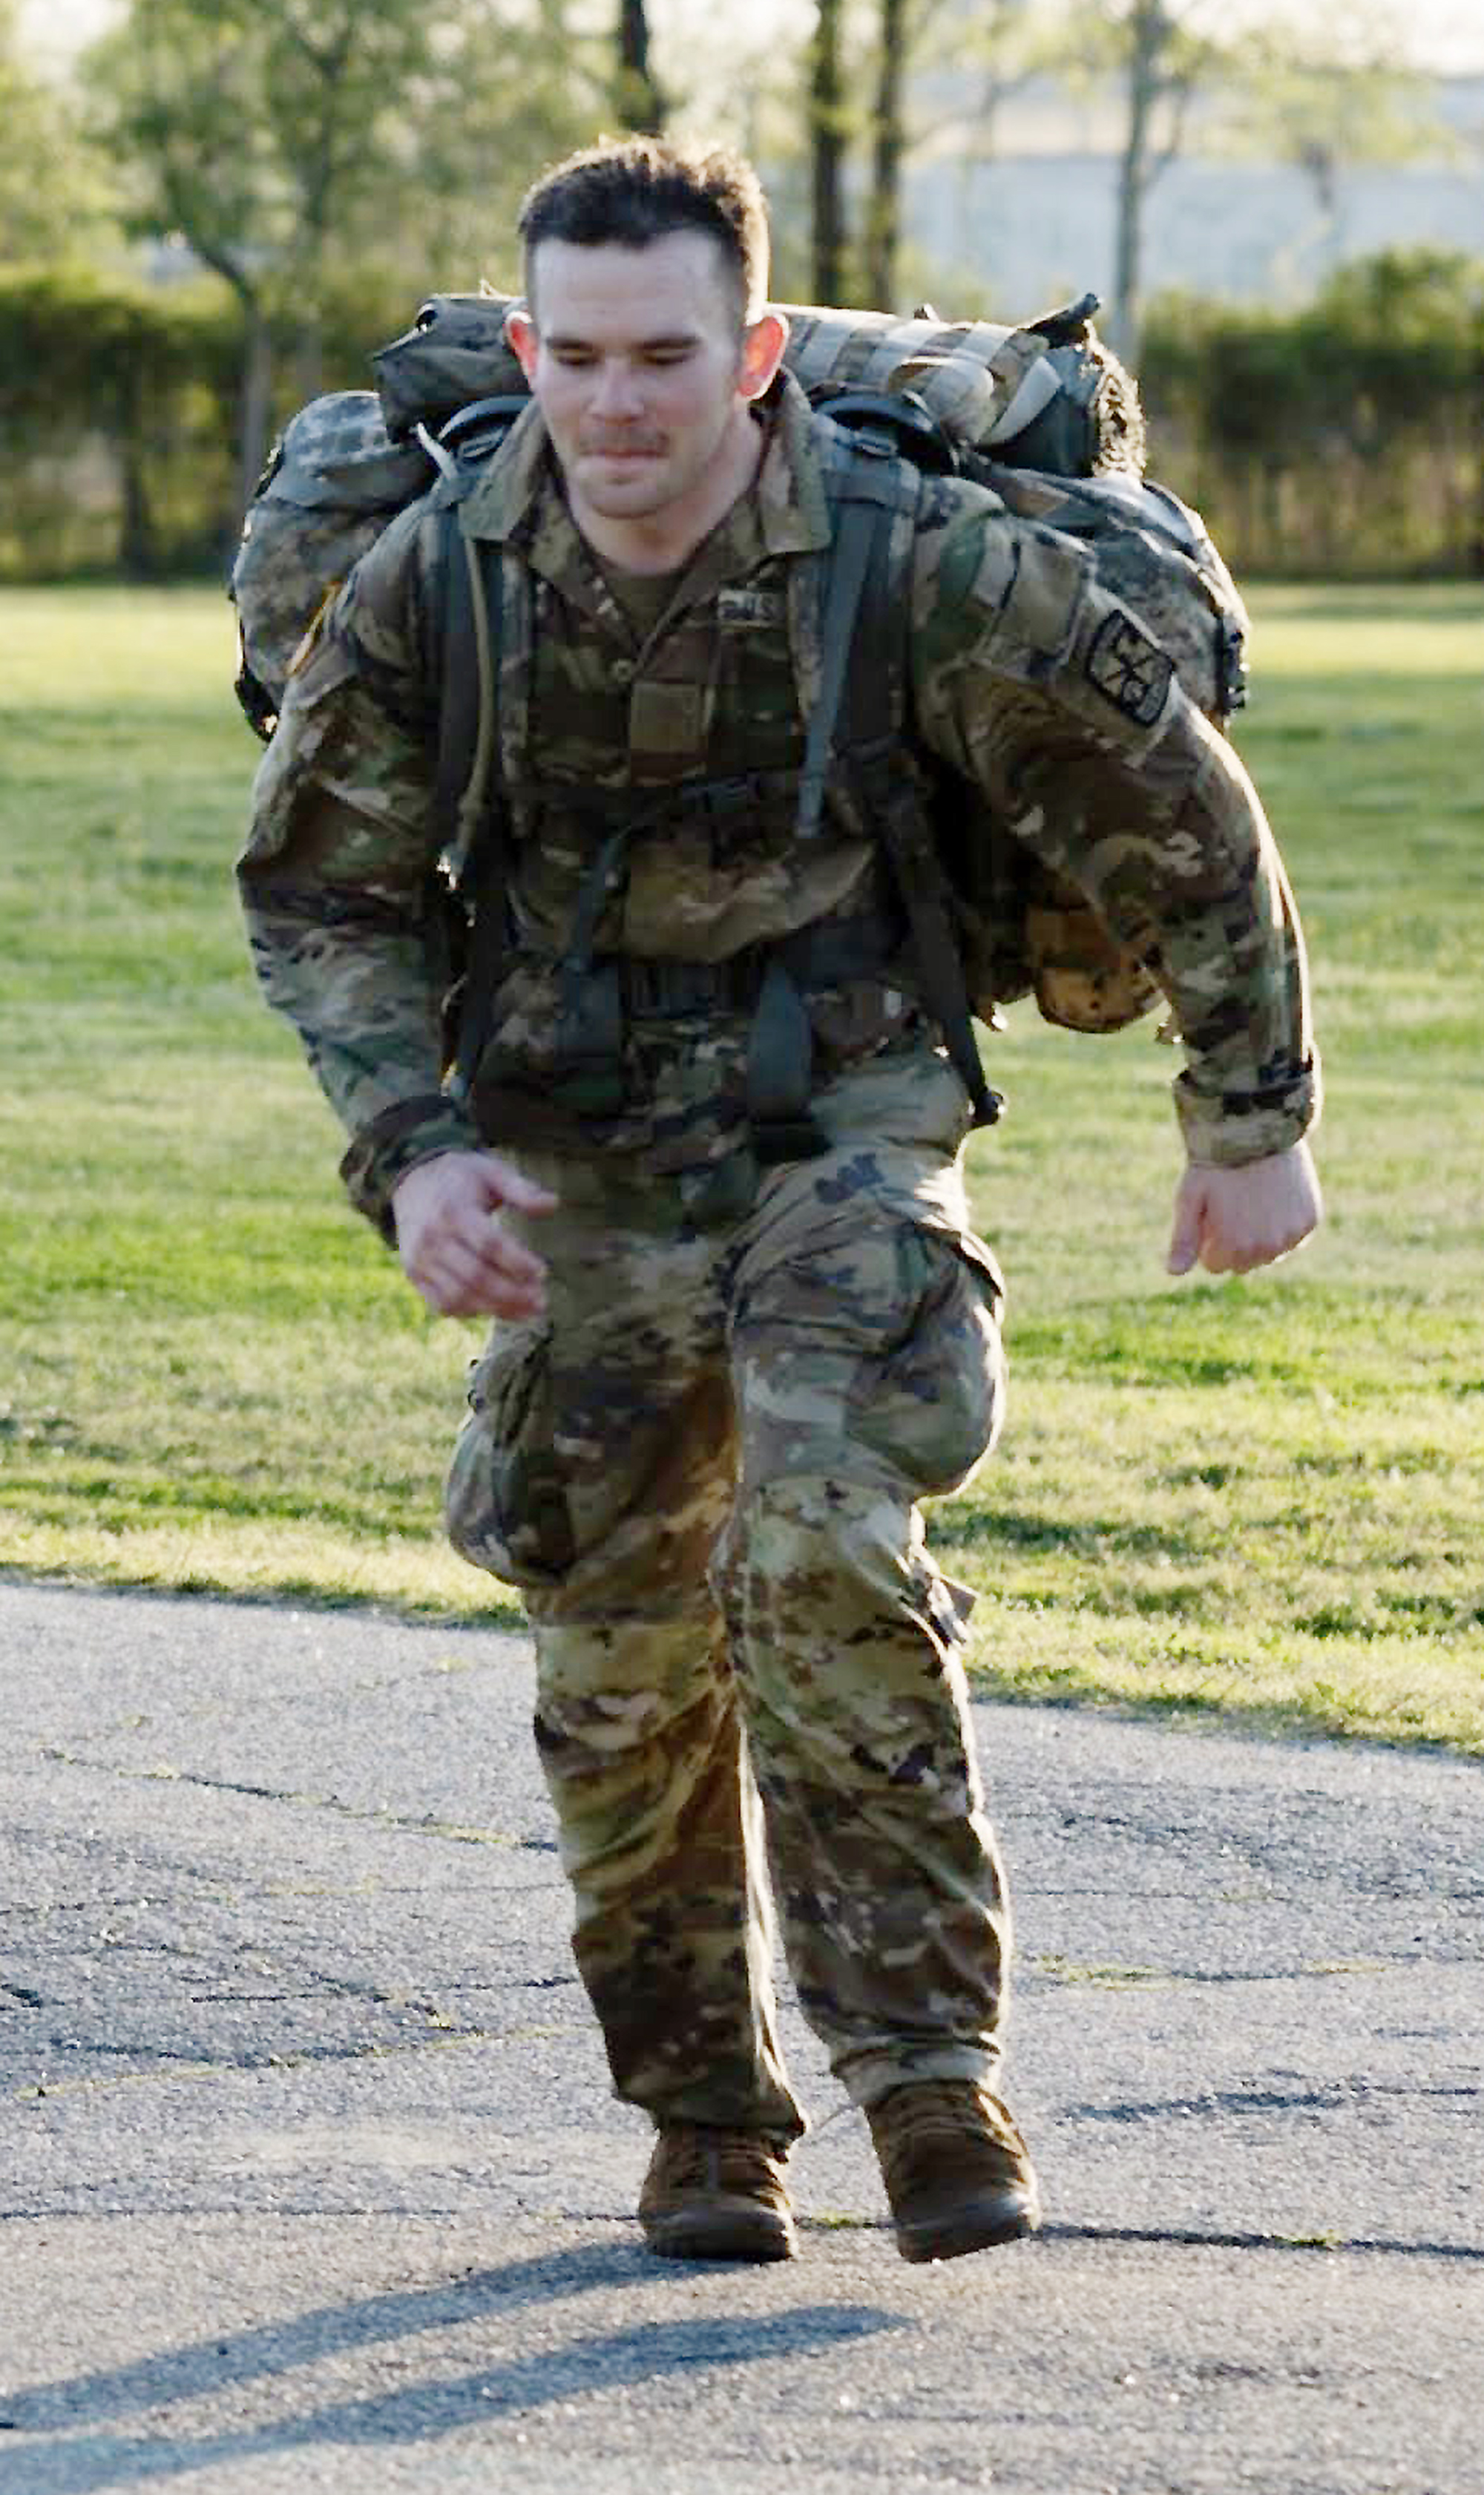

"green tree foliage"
[82, 0, 597, 503]
[1141, 248, 1484, 576]
[3, 245, 1479, 583]
[0, 0, 120, 261]
[91, 0, 464, 300]
[0, 262, 411, 578]
[0, 268, 239, 577]
[384, 0, 605, 286]
[1035, 1, 1447, 359]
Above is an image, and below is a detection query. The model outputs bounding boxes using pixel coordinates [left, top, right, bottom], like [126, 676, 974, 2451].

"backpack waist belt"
[616, 906, 904, 1017]
[468, 904, 907, 1164]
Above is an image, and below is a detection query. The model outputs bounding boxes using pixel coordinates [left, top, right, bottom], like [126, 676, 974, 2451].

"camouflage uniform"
[239, 374, 1317, 2137]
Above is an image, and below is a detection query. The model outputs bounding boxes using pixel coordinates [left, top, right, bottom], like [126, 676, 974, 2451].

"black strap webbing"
[438, 528, 510, 1105]
[870, 772, 1001, 1129]
[433, 419, 1002, 1135]
[817, 437, 1002, 1130]
[431, 515, 478, 859]
[796, 485, 882, 841]
[745, 954, 824, 1162]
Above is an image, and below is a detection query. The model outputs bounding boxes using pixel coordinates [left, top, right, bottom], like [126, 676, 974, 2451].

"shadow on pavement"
[0, 2241, 906, 2491]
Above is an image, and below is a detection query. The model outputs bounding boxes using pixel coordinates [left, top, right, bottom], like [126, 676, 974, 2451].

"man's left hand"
[1166, 1139, 1322, 1278]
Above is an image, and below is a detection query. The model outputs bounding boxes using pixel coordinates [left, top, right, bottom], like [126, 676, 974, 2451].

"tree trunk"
[865, 0, 907, 308]
[1111, 0, 1166, 364]
[289, 308, 324, 411]
[617, 0, 665, 133]
[115, 355, 157, 580]
[162, 223, 275, 532]
[810, 0, 847, 303]
[237, 307, 277, 525]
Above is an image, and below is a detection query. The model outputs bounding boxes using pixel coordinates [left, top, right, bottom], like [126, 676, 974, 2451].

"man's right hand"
[1166, 1138, 1322, 1279]
[392, 1151, 557, 1320]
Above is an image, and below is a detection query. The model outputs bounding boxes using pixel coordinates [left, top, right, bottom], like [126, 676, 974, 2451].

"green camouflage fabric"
[236, 367, 1319, 2148]
[242, 287, 1136, 735]
[370, 289, 1140, 473]
[938, 465, 1251, 1033]
[443, 1049, 1013, 2125]
[239, 371, 1316, 1233]
[231, 392, 432, 738]
[371, 295, 525, 442]
[240, 290, 1117, 732]
[775, 296, 1146, 476]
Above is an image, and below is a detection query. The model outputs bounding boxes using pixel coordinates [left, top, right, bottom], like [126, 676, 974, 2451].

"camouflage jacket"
[239, 373, 1319, 1234]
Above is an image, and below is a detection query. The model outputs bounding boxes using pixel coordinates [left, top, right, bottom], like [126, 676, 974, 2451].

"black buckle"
[751, 1116, 830, 1167]
[437, 394, 529, 451]
[698, 773, 761, 819]
[622, 956, 762, 1017]
[815, 389, 959, 476]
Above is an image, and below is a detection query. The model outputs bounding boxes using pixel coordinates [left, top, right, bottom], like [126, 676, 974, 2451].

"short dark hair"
[517, 137, 770, 324]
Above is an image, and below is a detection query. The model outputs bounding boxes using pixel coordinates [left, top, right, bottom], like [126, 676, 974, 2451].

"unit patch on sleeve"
[1085, 612, 1175, 727]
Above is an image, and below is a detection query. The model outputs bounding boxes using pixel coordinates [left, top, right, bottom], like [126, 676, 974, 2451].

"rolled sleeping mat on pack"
[773, 296, 1144, 477]
[370, 289, 1146, 479]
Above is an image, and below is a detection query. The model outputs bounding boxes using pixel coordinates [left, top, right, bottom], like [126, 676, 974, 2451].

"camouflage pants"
[445, 1049, 1014, 2137]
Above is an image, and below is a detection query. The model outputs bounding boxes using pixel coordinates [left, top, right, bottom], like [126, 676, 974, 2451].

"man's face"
[508, 230, 779, 528]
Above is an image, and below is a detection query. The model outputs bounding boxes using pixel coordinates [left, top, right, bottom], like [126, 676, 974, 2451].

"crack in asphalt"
[9, 2016, 571, 2101]
[33, 1747, 555, 1851]
[1065, 2079, 1482, 2123]
[1026, 1955, 1405, 1989]
[1044, 2219, 1484, 2263]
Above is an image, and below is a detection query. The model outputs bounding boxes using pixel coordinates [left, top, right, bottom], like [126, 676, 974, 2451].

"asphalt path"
[0, 1577, 1479, 2494]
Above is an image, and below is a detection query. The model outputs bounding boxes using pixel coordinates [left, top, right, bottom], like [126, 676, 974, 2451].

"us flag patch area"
[1085, 612, 1175, 726]
[717, 587, 786, 628]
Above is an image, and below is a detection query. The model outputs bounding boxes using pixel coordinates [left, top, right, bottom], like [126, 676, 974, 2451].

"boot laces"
[873, 2081, 1022, 2194]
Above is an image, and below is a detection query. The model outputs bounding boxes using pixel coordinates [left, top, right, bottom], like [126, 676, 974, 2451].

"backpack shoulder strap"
[420, 477, 515, 1105]
[798, 410, 921, 833]
[428, 499, 483, 870]
[808, 413, 1002, 1130]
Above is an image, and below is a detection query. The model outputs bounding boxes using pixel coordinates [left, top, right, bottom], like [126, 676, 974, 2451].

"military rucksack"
[231, 289, 1250, 1115]
[232, 286, 1146, 735]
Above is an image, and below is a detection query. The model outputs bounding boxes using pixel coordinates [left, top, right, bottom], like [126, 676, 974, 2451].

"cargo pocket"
[735, 1204, 1004, 1503]
[850, 1222, 1005, 1497]
[444, 1322, 576, 1587]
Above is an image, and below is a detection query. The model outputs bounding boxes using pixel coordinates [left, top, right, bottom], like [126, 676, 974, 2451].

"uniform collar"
[457, 370, 833, 587]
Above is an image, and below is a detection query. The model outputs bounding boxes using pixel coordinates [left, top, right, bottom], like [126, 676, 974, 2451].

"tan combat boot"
[638, 2123, 798, 2261]
[867, 2079, 1041, 2262]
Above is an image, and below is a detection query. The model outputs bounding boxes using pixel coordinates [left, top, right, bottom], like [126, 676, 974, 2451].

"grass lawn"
[1, 580, 1481, 1749]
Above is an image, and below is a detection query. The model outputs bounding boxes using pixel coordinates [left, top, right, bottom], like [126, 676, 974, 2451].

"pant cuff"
[835, 2045, 1003, 2114]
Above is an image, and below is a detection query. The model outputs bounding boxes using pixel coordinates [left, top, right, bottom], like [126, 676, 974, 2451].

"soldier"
[239, 137, 1321, 2266]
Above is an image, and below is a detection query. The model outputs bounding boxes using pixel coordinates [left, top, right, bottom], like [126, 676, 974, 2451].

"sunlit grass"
[1, 582, 1481, 1748]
